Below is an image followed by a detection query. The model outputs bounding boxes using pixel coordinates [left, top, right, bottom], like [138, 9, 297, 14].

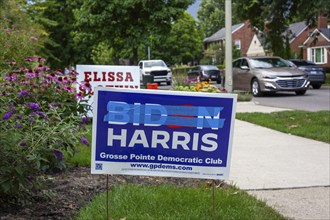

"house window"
[235, 40, 241, 50]
[310, 48, 325, 64]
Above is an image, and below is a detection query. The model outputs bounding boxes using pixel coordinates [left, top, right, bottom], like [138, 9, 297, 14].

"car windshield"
[250, 58, 290, 68]
[201, 65, 218, 70]
[144, 61, 166, 68]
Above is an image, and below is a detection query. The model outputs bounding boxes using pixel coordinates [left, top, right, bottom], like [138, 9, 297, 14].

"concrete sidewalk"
[229, 101, 330, 220]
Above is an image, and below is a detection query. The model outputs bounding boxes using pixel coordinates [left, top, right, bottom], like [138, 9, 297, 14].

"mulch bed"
[0, 167, 223, 220]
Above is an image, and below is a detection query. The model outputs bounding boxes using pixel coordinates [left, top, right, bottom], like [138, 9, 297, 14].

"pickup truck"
[138, 60, 172, 85]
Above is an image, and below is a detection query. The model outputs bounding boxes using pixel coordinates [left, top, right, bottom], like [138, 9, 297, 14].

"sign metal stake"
[106, 174, 109, 220]
[212, 180, 215, 220]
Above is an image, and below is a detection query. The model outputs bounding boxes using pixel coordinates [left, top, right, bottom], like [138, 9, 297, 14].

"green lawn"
[69, 124, 287, 220]
[326, 73, 330, 85]
[70, 110, 330, 220]
[75, 184, 286, 220]
[236, 110, 330, 143]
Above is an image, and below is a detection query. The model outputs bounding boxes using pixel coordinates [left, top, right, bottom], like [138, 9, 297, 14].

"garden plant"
[0, 57, 91, 204]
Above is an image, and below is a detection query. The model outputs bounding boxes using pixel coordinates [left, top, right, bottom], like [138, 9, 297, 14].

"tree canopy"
[2, 0, 329, 67]
[234, 0, 330, 57]
[72, 0, 194, 64]
[197, 0, 241, 38]
[26, 0, 79, 69]
[150, 12, 204, 65]
[0, 0, 47, 67]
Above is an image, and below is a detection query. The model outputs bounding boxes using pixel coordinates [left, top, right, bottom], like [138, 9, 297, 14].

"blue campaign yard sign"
[91, 87, 237, 180]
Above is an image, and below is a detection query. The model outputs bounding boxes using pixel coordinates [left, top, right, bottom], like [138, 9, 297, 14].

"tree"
[197, 0, 240, 38]
[155, 12, 204, 65]
[233, 0, 330, 58]
[25, 0, 81, 69]
[72, 0, 194, 64]
[0, 0, 46, 68]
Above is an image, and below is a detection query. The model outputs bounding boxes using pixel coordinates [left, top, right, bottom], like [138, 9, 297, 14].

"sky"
[186, 0, 201, 19]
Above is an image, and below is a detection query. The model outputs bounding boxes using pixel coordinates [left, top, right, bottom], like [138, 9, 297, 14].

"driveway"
[252, 86, 330, 111]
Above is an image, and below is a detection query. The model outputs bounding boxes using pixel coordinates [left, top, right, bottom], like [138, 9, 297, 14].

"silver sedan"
[232, 56, 310, 96]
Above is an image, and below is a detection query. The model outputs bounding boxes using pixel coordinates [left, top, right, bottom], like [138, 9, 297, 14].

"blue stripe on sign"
[103, 101, 225, 129]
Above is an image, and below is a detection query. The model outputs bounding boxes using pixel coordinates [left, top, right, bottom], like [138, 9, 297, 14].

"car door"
[187, 66, 199, 82]
[232, 59, 242, 90]
[238, 58, 252, 91]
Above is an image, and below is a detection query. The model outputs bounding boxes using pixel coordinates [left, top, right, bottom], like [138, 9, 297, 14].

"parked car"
[138, 60, 172, 85]
[186, 65, 223, 84]
[232, 56, 310, 96]
[287, 59, 326, 89]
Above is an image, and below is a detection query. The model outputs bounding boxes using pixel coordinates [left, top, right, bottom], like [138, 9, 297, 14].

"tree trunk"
[132, 47, 138, 65]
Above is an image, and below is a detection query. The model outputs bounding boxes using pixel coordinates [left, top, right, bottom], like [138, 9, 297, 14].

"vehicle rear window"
[144, 61, 166, 68]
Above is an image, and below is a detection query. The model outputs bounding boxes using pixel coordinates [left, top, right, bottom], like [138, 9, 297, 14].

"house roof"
[204, 20, 309, 44]
[319, 28, 330, 40]
[303, 28, 330, 45]
[203, 23, 244, 43]
[283, 21, 309, 43]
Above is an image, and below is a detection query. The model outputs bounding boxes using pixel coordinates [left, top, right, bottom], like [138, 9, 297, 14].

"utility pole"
[225, 0, 233, 92]
[148, 46, 151, 60]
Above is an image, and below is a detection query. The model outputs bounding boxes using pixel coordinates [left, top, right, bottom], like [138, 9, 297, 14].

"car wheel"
[312, 84, 321, 89]
[295, 90, 306, 95]
[251, 79, 262, 97]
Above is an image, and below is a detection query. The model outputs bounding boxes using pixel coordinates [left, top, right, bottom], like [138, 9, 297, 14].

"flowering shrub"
[0, 58, 91, 202]
[0, 15, 45, 69]
[172, 81, 226, 93]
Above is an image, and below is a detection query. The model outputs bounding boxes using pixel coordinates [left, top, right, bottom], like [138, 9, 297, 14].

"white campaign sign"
[76, 65, 140, 116]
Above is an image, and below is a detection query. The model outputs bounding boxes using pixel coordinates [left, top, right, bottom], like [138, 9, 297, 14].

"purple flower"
[25, 57, 35, 62]
[74, 92, 84, 100]
[14, 124, 22, 129]
[18, 90, 29, 97]
[80, 137, 89, 146]
[28, 116, 35, 124]
[27, 102, 40, 111]
[53, 149, 63, 161]
[4, 73, 17, 82]
[25, 71, 36, 79]
[64, 86, 74, 93]
[5, 61, 16, 65]
[33, 111, 47, 118]
[81, 116, 88, 124]
[30, 36, 38, 41]
[2, 111, 13, 120]
[17, 115, 22, 120]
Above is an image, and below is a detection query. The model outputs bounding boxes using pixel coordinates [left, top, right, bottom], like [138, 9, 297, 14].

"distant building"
[204, 15, 330, 69]
[203, 20, 261, 57]
[301, 15, 330, 69]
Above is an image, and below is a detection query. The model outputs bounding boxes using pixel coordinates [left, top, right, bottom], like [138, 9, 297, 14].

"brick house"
[300, 15, 330, 69]
[203, 20, 260, 57]
[204, 16, 329, 69]
[284, 20, 310, 58]
[284, 15, 330, 69]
